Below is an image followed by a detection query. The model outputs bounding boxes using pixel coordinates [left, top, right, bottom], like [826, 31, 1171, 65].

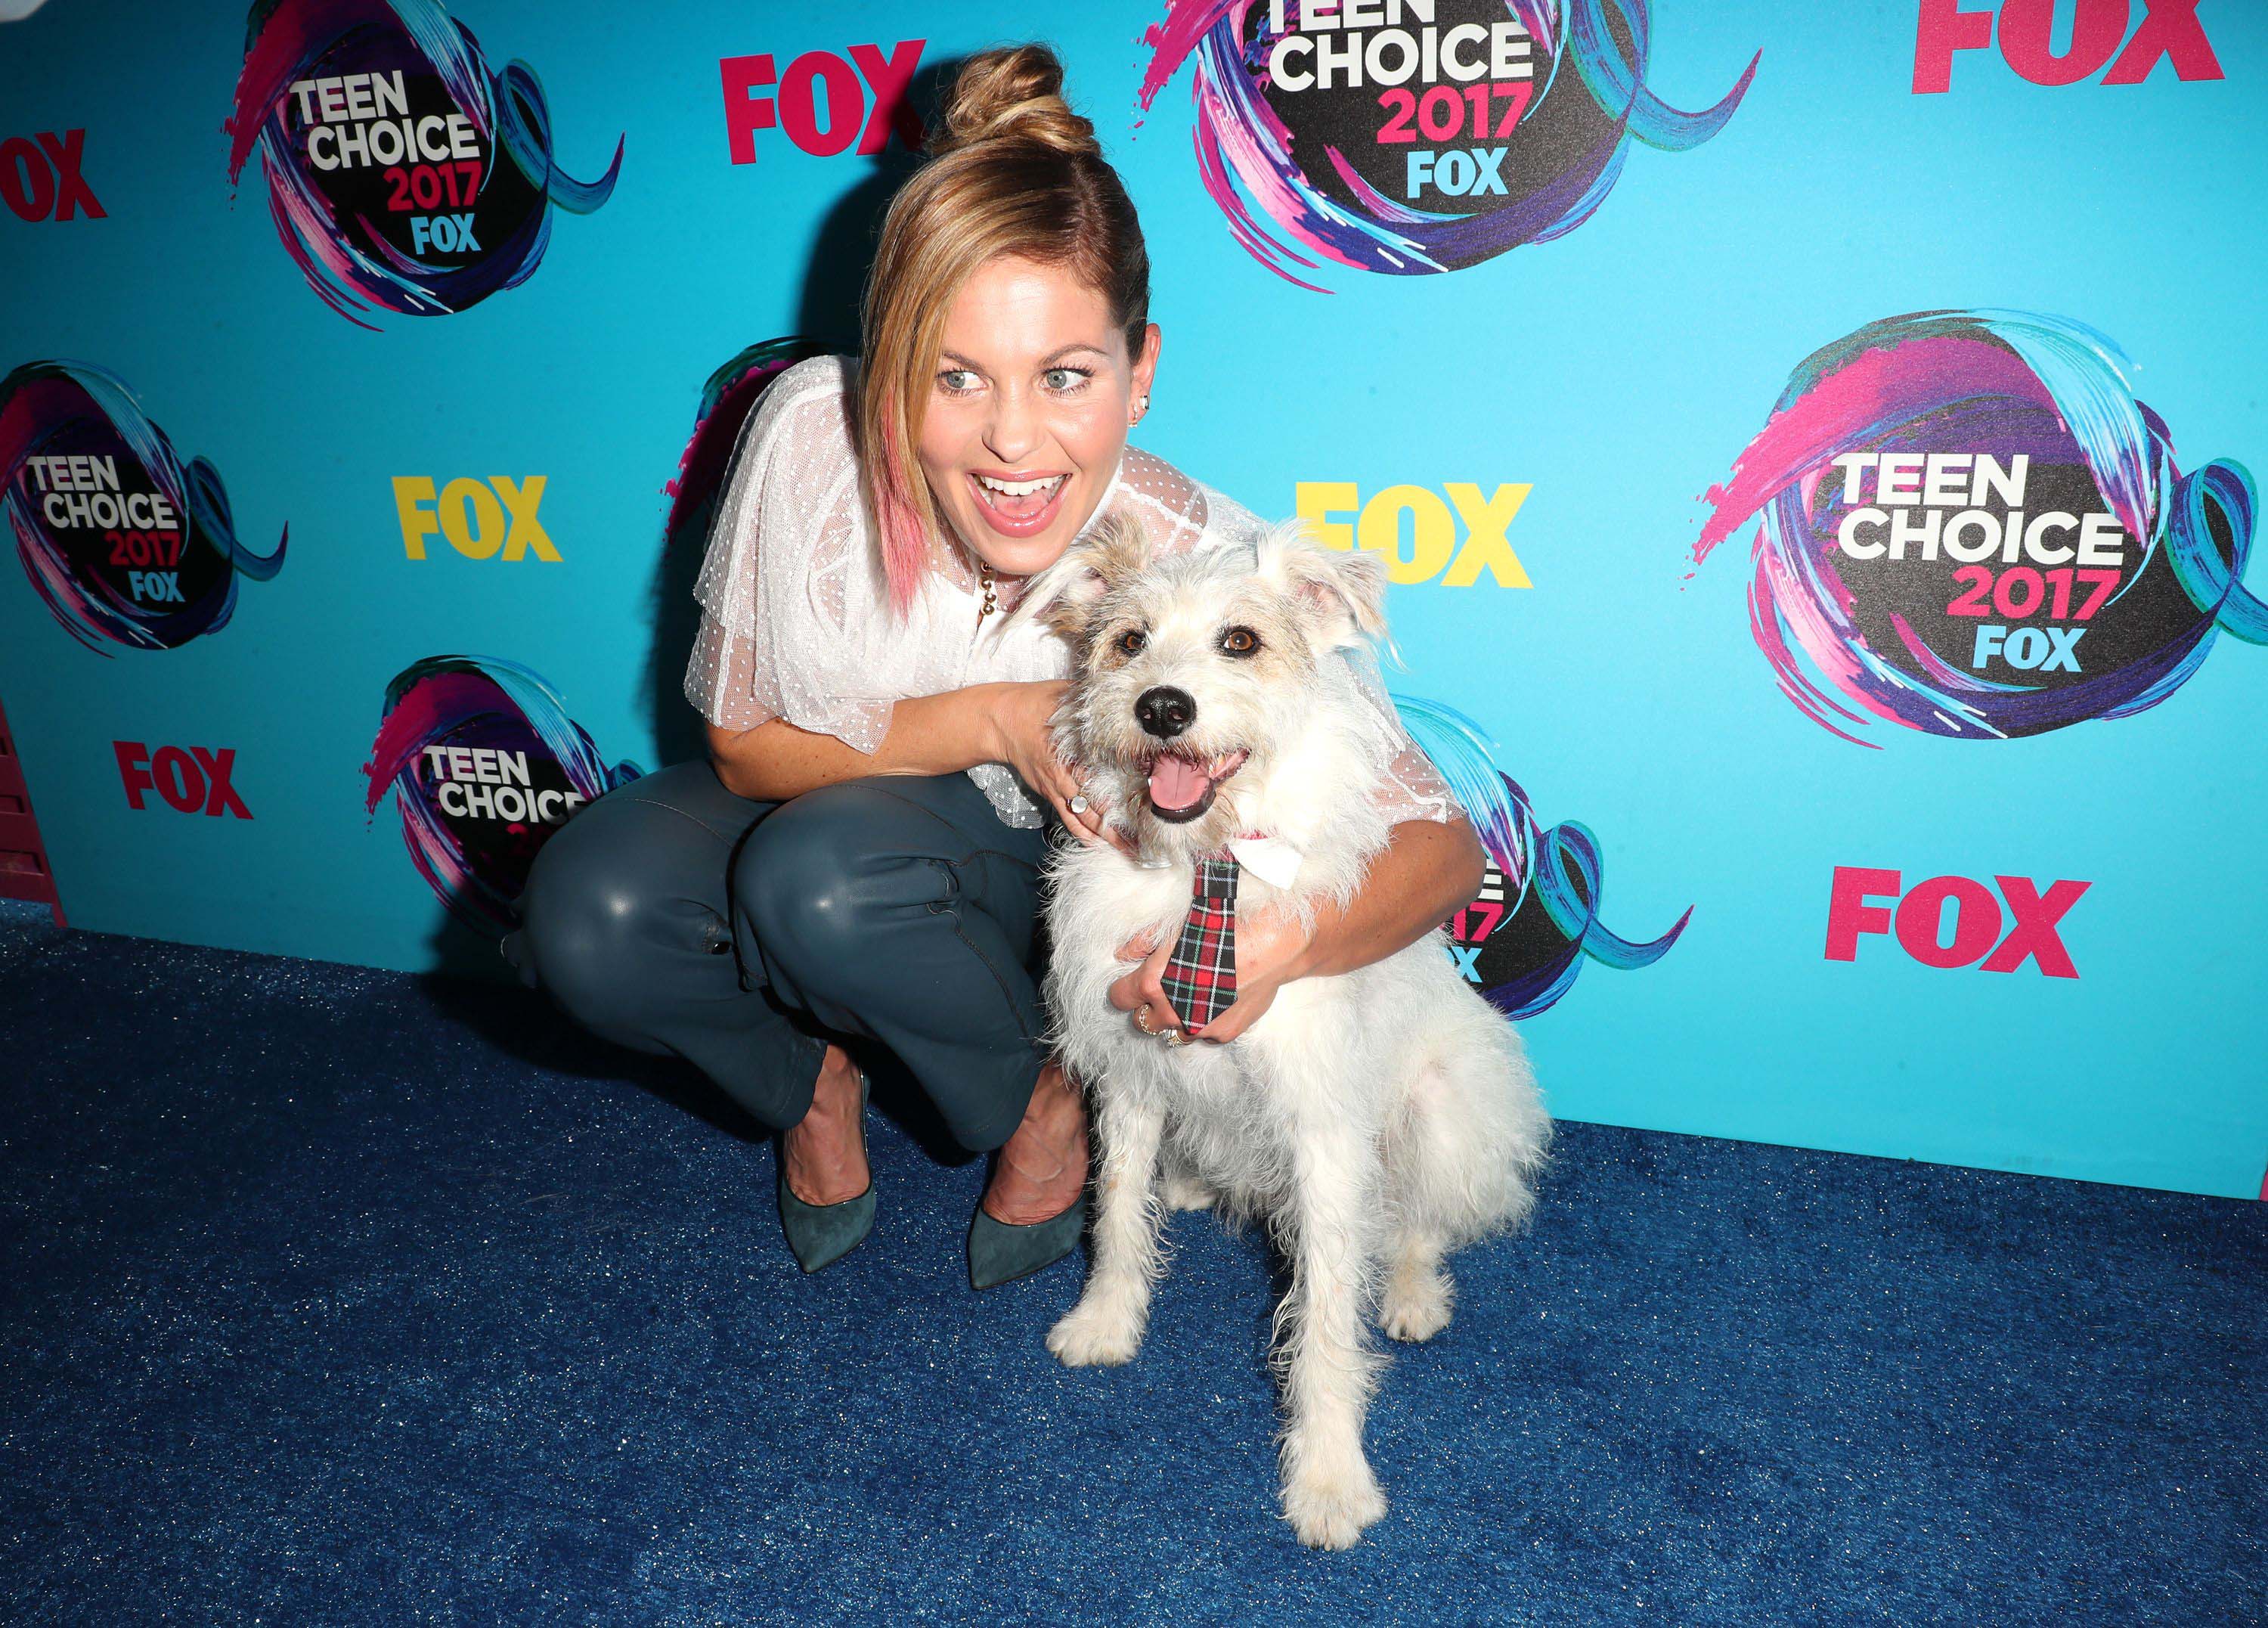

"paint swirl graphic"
[1136, 0, 1755, 288]
[363, 655, 640, 933]
[1399, 696, 1690, 1016]
[226, 0, 623, 327]
[0, 360, 286, 653]
[662, 336, 833, 541]
[1693, 311, 2261, 744]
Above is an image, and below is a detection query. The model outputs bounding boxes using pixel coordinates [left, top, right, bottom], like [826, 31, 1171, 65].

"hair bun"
[929, 43, 1101, 161]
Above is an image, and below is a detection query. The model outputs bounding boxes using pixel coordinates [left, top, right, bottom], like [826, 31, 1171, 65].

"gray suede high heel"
[968, 1102, 1089, 1291]
[967, 1190, 1088, 1292]
[776, 1065, 872, 1274]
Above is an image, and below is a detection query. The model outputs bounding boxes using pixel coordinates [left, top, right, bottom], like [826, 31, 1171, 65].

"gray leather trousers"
[499, 759, 1052, 1152]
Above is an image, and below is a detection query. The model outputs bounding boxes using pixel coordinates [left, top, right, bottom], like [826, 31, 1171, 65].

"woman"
[502, 43, 1486, 1289]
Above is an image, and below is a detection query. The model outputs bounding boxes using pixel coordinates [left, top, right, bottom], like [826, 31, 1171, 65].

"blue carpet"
[1, 898, 2260, 1626]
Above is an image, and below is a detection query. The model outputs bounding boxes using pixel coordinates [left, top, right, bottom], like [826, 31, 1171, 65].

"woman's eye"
[1116, 629, 1148, 656]
[940, 368, 1087, 396]
[1220, 626, 1259, 656]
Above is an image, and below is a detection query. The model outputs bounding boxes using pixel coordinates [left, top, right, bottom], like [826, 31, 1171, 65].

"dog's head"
[1015, 513, 1389, 861]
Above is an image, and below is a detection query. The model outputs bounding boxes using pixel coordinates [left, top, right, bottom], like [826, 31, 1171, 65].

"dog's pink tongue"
[1147, 755, 1210, 811]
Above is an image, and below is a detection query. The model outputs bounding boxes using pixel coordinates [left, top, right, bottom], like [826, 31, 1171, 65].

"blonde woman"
[503, 43, 1485, 1288]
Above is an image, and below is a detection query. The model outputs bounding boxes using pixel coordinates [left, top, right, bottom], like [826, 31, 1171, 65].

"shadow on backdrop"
[411, 55, 988, 1172]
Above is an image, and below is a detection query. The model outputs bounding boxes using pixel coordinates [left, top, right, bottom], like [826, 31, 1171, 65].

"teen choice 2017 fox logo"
[1693, 311, 2261, 745]
[1398, 698, 1690, 1016]
[1136, 0, 1756, 290]
[663, 336, 834, 547]
[0, 360, 287, 653]
[226, 0, 624, 327]
[364, 656, 640, 933]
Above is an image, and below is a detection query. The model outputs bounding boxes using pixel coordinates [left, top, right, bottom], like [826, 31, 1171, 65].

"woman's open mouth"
[1143, 748, 1249, 824]
[968, 470, 1069, 538]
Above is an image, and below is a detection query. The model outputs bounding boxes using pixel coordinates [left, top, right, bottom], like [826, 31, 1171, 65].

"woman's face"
[915, 253, 1161, 581]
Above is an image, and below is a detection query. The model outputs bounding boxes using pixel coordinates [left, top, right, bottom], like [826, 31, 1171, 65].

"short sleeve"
[683, 355, 898, 752]
[1340, 643, 1466, 826]
[1373, 736, 1464, 825]
[1111, 447, 1257, 559]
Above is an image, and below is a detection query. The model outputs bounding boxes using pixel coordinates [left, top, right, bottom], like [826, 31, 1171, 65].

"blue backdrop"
[2, 0, 2262, 1199]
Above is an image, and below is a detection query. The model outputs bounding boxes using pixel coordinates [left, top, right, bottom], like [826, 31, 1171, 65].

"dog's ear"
[1257, 517, 1390, 651]
[1007, 509, 1152, 644]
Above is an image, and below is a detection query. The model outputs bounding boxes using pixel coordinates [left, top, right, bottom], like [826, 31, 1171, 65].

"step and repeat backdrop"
[2, 1, 2262, 1199]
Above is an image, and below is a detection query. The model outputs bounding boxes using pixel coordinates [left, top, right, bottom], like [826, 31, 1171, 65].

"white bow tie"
[1224, 835, 1303, 889]
[1132, 835, 1303, 888]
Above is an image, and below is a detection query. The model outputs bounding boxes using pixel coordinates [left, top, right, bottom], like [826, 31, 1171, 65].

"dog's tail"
[1388, 693, 1538, 897]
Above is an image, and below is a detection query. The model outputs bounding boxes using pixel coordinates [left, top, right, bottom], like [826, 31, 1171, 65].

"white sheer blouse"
[684, 352, 1462, 830]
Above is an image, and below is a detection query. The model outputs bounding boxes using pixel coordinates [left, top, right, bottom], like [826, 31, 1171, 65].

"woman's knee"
[513, 795, 723, 1034]
[735, 782, 946, 980]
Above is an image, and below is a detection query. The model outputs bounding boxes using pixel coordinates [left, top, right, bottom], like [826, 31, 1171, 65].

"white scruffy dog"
[1012, 513, 1552, 1549]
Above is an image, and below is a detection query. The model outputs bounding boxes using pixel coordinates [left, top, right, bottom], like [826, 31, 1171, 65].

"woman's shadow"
[418, 55, 978, 1165]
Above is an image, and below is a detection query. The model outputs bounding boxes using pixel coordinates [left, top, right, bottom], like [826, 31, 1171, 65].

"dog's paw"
[1160, 1171, 1216, 1213]
[1281, 1464, 1388, 1550]
[1046, 1301, 1143, 1368]
[1378, 1276, 1453, 1344]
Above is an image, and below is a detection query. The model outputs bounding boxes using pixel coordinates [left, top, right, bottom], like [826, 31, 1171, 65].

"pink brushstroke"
[1694, 336, 2060, 566]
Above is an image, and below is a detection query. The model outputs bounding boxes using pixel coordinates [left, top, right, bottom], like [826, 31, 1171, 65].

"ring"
[1157, 1026, 1188, 1047]
[1068, 794, 1089, 815]
[1132, 1002, 1157, 1034]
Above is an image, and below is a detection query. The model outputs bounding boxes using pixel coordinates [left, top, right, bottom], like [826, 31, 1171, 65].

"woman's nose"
[983, 387, 1040, 464]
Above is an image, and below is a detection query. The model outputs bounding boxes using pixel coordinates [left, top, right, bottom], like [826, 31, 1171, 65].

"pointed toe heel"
[778, 1177, 875, 1274]
[967, 1194, 1087, 1292]
[777, 1067, 873, 1274]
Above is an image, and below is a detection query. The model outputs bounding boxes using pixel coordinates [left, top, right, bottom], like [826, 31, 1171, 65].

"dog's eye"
[1115, 629, 1148, 656]
[1219, 626, 1260, 657]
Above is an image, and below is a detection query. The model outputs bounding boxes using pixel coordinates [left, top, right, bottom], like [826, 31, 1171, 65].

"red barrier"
[0, 693, 65, 926]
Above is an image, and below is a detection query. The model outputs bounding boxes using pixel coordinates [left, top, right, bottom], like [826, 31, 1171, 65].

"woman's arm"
[707, 686, 1009, 799]
[1281, 816, 1486, 980]
[708, 678, 1120, 847]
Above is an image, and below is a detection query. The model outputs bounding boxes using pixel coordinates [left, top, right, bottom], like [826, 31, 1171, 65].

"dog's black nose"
[1135, 686, 1195, 740]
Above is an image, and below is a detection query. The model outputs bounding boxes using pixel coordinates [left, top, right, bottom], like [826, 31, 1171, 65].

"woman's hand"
[987, 681, 1129, 852]
[1106, 905, 1317, 1044]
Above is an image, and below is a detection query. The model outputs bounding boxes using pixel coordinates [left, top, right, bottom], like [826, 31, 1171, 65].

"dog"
[1012, 513, 1552, 1549]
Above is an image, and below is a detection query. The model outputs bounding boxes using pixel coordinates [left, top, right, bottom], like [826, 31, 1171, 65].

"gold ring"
[1157, 1025, 1188, 1047]
[1132, 1003, 1157, 1034]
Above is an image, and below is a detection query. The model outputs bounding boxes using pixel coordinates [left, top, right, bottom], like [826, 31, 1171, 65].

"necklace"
[978, 560, 997, 621]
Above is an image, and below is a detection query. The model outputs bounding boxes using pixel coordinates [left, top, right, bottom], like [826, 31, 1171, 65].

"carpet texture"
[1, 899, 2260, 1626]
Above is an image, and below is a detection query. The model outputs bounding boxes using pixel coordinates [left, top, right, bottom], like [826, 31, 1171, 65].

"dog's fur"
[1012, 514, 1552, 1549]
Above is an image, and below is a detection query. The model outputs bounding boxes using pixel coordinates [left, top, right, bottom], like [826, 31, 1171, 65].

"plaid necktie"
[1160, 854, 1239, 1031]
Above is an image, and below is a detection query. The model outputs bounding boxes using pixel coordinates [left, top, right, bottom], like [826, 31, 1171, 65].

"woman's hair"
[857, 42, 1151, 615]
